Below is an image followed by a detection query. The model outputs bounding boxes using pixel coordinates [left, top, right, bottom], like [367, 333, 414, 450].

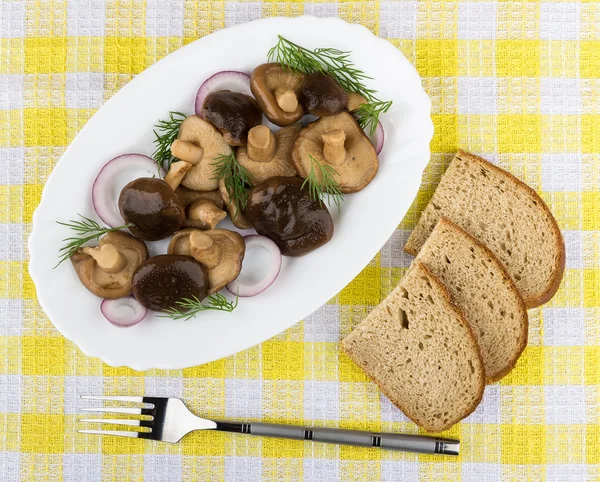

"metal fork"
[78, 396, 459, 456]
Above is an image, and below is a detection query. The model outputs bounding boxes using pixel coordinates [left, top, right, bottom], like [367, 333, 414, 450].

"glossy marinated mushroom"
[346, 92, 367, 112]
[302, 72, 348, 117]
[219, 178, 252, 229]
[250, 63, 307, 126]
[168, 228, 245, 294]
[201, 91, 262, 146]
[236, 124, 301, 183]
[175, 186, 224, 209]
[184, 199, 227, 230]
[132, 254, 209, 311]
[246, 176, 334, 256]
[71, 231, 149, 299]
[172, 115, 231, 191]
[119, 178, 185, 240]
[292, 112, 379, 193]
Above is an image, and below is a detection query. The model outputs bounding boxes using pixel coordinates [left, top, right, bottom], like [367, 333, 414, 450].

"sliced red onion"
[101, 297, 147, 327]
[92, 154, 164, 228]
[367, 121, 385, 155]
[195, 71, 252, 115]
[226, 235, 282, 297]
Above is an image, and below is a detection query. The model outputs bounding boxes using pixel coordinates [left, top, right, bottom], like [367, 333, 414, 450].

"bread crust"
[435, 218, 529, 383]
[405, 150, 565, 308]
[341, 262, 486, 433]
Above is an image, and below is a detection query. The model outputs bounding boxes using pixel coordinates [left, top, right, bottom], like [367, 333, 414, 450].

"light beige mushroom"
[291, 111, 379, 193]
[236, 123, 301, 184]
[164, 160, 193, 191]
[168, 228, 245, 294]
[70, 231, 149, 299]
[184, 199, 227, 230]
[175, 186, 224, 209]
[346, 92, 368, 112]
[219, 178, 252, 229]
[250, 63, 306, 126]
[172, 115, 232, 191]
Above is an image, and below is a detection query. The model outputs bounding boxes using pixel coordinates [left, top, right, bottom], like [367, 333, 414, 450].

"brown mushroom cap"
[250, 63, 306, 126]
[176, 115, 232, 191]
[175, 186, 224, 209]
[168, 228, 245, 294]
[218, 178, 252, 229]
[201, 91, 262, 146]
[184, 199, 227, 230]
[70, 230, 149, 299]
[292, 112, 379, 193]
[302, 72, 348, 117]
[236, 123, 301, 184]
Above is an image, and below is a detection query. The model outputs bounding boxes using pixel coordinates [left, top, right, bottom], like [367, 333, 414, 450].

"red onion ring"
[226, 235, 282, 297]
[367, 121, 385, 155]
[195, 71, 252, 115]
[101, 297, 147, 327]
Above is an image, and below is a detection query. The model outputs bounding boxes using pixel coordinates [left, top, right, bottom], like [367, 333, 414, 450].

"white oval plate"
[28, 16, 432, 370]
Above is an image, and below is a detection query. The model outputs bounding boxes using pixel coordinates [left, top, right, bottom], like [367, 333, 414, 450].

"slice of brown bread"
[414, 218, 528, 383]
[405, 150, 565, 308]
[341, 262, 485, 433]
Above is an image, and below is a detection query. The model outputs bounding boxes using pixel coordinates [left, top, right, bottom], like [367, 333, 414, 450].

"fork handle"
[214, 421, 458, 455]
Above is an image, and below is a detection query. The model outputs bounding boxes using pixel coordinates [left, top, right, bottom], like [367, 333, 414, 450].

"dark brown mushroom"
[71, 231, 149, 299]
[245, 176, 334, 256]
[132, 254, 209, 311]
[119, 177, 185, 241]
[302, 72, 348, 117]
[250, 63, 306, 126]
[201, 91, 262, 146]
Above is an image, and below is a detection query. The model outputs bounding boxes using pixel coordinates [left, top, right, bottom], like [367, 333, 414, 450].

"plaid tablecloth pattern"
[1, 0, 599, 481]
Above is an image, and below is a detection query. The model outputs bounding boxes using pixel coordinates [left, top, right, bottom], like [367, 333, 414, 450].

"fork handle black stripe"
[214, 421, 459, 455]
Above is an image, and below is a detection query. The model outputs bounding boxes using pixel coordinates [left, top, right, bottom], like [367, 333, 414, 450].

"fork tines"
[78, 395, 156, 439]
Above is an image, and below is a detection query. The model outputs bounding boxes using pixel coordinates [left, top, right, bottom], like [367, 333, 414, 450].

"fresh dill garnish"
[159, 293, 239, 321]
[152, 111, 187, 171]
[211, 152, 254, 218]
[267, 35, 392, 134]
[55, 215, 131, 268]
[301, 155, 344, 213]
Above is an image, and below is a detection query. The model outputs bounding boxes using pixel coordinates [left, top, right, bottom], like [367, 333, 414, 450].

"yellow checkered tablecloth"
[0, 0, 599, 481]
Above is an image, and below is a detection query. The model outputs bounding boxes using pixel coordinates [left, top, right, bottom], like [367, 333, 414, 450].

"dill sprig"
[267, 35, 392, 134]
[55, 215, 130, 268]
[211, 152, 254, 218]
[301, 155, 344, 213]
[152, 111, 187, 171]
[159, 293, 238, 321]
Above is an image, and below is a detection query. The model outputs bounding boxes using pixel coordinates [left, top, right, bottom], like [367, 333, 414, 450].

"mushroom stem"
[187, 200, 227, 230]
[321, 129, 347, 166]
[171, 139, 204, 165]
[82, 244, 127, 274]
[164, 161, 193, 191]
[247, 125, 277, 162]
[275, 89, 298, 113]
[189, 231, 222, 269]
[347, 92, 368, 112]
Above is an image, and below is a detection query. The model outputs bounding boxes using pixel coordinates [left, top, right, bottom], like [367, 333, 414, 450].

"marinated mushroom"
[71, 231, 149, 299]
[302, 72, 348, 117]
[292, 112, 379, 193]
[236, 124, 301, 183]
[245, 176, 334, 256]
[168, 228, 245, 294]
[175, 186, 224, 209]
[346, 92, 368, 112]
[174, 115, 232, 191]
[184, 199, 227, 230]
[219, 178, 252, 229]
[119, 177, 185, 240]
[201, 91, 262, 146]
[132, 254, 209, 311]
[250, 63, 307, 126]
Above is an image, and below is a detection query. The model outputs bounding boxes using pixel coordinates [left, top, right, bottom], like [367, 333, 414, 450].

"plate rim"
[28, 15, 433, 370]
